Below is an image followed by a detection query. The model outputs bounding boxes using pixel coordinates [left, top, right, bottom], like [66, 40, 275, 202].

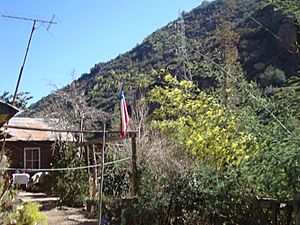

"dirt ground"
[17, 192, 98, 225]
[43, 206, 97, 225]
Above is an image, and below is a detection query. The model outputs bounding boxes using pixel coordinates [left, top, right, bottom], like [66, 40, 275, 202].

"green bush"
[124, 167, 171, 225]
[0, 202, 47, 225]
[124, 162, 263, 225]
[17, 202, 47, 225]
[49, 142, 89, 207]
[257, 66, 286, 88]
[103, 151, 131, 198]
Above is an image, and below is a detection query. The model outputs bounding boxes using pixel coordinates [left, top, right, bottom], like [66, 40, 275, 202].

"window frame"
[24, 147, 41, 169]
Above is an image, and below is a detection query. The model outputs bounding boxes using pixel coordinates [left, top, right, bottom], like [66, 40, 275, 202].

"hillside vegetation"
[21, 0, 300, 224]
[24, 0, 299, 123]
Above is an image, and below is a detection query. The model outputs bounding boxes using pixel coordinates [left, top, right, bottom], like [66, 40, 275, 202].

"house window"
[24, 147, 40, 169]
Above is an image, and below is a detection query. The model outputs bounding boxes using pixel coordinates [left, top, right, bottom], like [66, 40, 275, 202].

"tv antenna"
[1, 15, 57, 105]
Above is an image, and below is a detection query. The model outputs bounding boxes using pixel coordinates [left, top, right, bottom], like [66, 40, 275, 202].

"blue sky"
[0, 0, 202, 104]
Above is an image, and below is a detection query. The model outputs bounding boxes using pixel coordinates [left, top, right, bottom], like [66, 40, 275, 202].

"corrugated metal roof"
[5, 117, 72, 142]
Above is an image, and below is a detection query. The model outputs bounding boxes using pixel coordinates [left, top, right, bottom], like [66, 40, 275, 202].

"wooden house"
[2, 117, 71, 171]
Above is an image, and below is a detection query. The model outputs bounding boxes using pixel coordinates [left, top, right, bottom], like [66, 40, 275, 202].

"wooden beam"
[4, 124, 137, 135]
[131, 133, 138, 196]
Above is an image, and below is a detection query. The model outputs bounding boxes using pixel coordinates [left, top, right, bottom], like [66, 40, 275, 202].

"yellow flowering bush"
[150, 72, 258, 167]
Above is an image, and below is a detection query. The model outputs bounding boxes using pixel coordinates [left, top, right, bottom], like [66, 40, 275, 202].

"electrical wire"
[0, 157, 131, 172]
[196, 50, 293, 135]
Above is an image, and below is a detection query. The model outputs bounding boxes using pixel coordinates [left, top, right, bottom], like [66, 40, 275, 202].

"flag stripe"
[120, 89, 129, 138]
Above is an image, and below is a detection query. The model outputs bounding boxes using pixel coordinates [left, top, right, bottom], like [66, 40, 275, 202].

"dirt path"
[17, 192, 98, 225]
[43, 206, 97, 225]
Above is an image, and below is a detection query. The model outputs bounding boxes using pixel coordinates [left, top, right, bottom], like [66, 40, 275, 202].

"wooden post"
[98, 123, 106, 225]
[271, 203, 278, 225]
[131, 133, 138, 196]
[91, 144, 97, 198]
[85, 146, 91, 198]
[296, 205, 300, 225]
[294, 193, 300, 225]
[79, 116, 84, 157]
[287, 205, 293, 225]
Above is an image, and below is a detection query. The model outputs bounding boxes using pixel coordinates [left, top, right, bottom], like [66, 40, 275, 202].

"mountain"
[22, 0, 300, 126]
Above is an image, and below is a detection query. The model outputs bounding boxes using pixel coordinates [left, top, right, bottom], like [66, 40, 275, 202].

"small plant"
[17, 202, 47, 225]
[1, 202, 47, 225]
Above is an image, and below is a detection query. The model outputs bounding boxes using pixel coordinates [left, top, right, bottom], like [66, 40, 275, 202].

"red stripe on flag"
[120, 90, 129, 138]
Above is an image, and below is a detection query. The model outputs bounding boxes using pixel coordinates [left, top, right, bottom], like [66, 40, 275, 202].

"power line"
[196, 50, 292, 135]
[249, 16, 282, 42]
[0, 157, 131, 172]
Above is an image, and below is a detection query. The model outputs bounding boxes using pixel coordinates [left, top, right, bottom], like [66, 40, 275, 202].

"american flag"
[120, 89, 129, 138]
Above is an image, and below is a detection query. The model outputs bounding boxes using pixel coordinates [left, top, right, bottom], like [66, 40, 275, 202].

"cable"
[0, 157, 131, 172]
[191, 4, 298, 136]
[249, 16, 282, 42]
[196, 50, 293, 135]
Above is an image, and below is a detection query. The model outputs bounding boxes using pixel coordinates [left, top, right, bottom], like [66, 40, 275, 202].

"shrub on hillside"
[257, 66, 286, 88]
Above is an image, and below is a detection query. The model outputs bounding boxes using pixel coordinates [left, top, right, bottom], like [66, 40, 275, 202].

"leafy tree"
[150, 71, 259, 168]
[217, 0, 241, 76]
[0, 91, 32, 110]
[245, 85, 300, 199]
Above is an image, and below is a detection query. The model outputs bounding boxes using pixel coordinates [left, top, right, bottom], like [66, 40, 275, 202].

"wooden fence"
[255, 193, 300, 225]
